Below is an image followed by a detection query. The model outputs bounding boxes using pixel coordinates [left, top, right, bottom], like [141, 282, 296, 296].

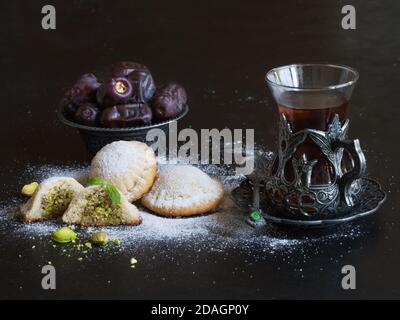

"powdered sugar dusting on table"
[0, 153, 364, 256]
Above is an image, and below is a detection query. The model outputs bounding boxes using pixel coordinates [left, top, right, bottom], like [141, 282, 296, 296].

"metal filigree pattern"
[265, 114, 367, 219]
[230, 178, 385, 228]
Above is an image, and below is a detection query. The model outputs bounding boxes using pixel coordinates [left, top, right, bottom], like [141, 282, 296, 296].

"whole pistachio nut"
[89, 231, 109, 245]
[21, 182, 39, 196]
[51, 227, 77, 243]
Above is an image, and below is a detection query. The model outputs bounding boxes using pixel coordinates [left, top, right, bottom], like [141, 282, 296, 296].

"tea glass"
[265, 64, 366, 218]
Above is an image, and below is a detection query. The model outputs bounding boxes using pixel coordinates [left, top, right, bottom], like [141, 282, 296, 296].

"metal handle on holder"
[333, 139, 366, 207]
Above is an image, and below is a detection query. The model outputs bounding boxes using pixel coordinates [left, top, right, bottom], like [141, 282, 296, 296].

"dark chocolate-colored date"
[96, 77, 133, 108]
[99, 104, 152, 128]
[61, 73, 101, 117]
[74, 103, 100, 126]
[151, 82, 187, 121]
[127, 71, 156, 103]
[111, 61, 155, 102]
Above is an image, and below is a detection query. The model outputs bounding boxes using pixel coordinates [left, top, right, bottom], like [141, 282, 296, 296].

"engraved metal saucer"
[230, 177, 386, 228]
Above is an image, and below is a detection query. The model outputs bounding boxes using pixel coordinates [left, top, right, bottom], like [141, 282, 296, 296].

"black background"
[0, 0, 399, 299]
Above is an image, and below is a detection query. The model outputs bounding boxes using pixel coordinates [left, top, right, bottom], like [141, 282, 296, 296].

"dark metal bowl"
[58, 104, 189, 157]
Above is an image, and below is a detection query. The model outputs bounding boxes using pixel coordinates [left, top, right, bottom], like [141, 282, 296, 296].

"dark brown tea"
[278, 91, 349, 132]
[276, 92, 350, 185]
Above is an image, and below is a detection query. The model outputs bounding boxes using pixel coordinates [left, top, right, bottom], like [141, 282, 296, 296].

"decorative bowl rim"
[58, 104, 189, 132]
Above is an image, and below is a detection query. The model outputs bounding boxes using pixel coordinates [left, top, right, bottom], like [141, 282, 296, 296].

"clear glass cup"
[266, 64, 359, 186]
[266, 63, 359, 132]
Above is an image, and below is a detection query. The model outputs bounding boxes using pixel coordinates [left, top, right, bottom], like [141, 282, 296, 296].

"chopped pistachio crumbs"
[87, 177, 121, 205]
[84, 242, 92, 249]
[82, 188, 122, 225]
[45, 230, 122, 261]
[41, 186, 73, 218]
[21, 182, 39, 196]
[129, 257, 137, 268]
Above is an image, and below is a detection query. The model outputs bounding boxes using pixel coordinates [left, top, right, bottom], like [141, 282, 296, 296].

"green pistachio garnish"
[89, 231, 109, 245]
[51, 227, 77, 243]
[21, 182, 39, 196]
[87, 177, 121, 205]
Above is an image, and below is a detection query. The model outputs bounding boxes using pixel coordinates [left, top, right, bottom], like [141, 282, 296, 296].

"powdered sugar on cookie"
[90, 141, 157, 202]
[142, 165, 224, 216]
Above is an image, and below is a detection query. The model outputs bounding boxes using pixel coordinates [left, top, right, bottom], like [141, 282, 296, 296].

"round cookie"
[142, 165, 224, 217]
[90, 140, 157, 202]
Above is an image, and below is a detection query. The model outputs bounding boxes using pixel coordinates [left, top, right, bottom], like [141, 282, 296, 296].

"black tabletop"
[0, 0, 399, 299]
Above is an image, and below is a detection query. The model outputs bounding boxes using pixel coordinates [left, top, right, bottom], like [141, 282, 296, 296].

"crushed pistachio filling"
[82, 187, 122, 224]
[41, 186, 73, 217]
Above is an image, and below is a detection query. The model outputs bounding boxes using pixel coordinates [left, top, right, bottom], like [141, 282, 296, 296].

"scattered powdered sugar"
[22, 163, 89, 185]
[0, 150, 364, 257]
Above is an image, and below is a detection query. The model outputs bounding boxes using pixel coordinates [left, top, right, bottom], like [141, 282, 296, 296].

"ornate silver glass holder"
[266, 113, 367, 219]
[230, 114, 386, 228]
[231, 178, 386, 228]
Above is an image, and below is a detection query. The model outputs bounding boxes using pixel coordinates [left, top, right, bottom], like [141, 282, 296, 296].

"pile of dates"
[60, 61, 187, 128]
